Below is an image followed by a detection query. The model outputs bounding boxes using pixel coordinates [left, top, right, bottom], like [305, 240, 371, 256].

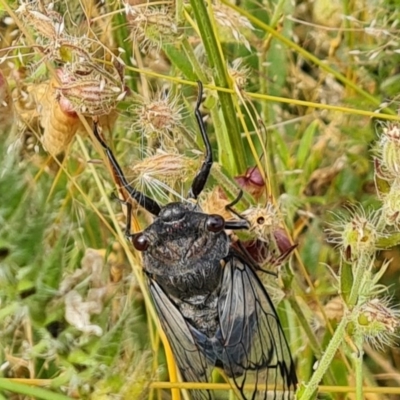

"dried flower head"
[376, 122, 400, 179]
[356, 298, 400, 350]
[124, 3, 178, 53]
[16, 2, 65, 41]
[228, 58, 250, 90]
[131, 91, 184, 146]
[56, 61, 125, 116]
[131, 150, 200, 202]
[199, 187, 233, 221]
[241, 202, 281, 242]
[326, 208, 380, 261]
[213, 3, 254, 51]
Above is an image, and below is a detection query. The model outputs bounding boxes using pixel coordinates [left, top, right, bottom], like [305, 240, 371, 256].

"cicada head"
[132, 202, 230, 297]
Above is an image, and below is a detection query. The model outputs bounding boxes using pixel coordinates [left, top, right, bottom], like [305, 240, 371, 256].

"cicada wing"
[217, 254, 297, 400]
[149, 278, 215, 400]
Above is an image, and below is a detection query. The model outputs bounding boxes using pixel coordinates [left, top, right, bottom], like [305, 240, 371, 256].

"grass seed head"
[213, 3, 254, 51]
[131, 151, 200, 202]
[199, 187, 235, 221]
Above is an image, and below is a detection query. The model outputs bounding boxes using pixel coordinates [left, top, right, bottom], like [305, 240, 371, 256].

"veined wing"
[217, 253, 297, 400]
[149, 278, 215, 400]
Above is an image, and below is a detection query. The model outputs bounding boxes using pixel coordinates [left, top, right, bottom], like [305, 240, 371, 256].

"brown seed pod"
[16, 2, 64, 41]
[55, 61, 126, 116]
[39, 76, 83, 155]
[234, 166, 265, 200]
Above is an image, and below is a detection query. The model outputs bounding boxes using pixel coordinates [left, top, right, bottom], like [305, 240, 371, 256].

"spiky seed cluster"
[56, 61, 125, 116]
[16, 2, 65, 41]
[327, 210, 380, 261]
[131, 92, 183, 144]
[356, 298, 400, 350]
[213, 3, 254, 51]
[124, 3, 177, 53]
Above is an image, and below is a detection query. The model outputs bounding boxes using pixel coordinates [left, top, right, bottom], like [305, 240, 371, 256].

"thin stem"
[299, 315, 348, 400]
[354, 334, 364, 400]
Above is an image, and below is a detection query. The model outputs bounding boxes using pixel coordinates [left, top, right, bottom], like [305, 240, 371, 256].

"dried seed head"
[356, 298, 400, 350]
[199, 187, 234, 221]
[213, 3, 254, 51]
[131, 91, 184, 143]
[376, 122, 400, 179]
[326, 208, 380, 261]
[241, 203, 281, 242]
[131, 150, 200, 202]
[124, 3, 178, 53]
[16, 2, 64, 40]
[228, 58, 250, 90]
[56, 62, 125, 116]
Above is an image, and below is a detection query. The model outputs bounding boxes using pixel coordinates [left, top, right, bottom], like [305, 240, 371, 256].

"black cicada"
[93, 82, 297, 400]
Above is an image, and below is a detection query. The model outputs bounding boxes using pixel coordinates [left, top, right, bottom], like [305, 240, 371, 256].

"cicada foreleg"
[93, 121, 161, 217]
[188, 81, 214, 200]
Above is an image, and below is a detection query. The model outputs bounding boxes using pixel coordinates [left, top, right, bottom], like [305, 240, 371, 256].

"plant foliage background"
[0, 0, 400, 399]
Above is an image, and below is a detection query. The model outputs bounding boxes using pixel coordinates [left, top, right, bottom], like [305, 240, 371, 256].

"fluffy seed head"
[131, 150, 200, 203]
[131, 91, 184, 145]
[357, 298, 400, 350]
[327, 208, 380, 261]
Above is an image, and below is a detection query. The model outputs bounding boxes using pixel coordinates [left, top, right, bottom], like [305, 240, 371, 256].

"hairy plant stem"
[299, 315, 348, 399]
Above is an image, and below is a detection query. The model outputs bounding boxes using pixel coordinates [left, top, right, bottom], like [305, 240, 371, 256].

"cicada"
[93, 82, 297, 399]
